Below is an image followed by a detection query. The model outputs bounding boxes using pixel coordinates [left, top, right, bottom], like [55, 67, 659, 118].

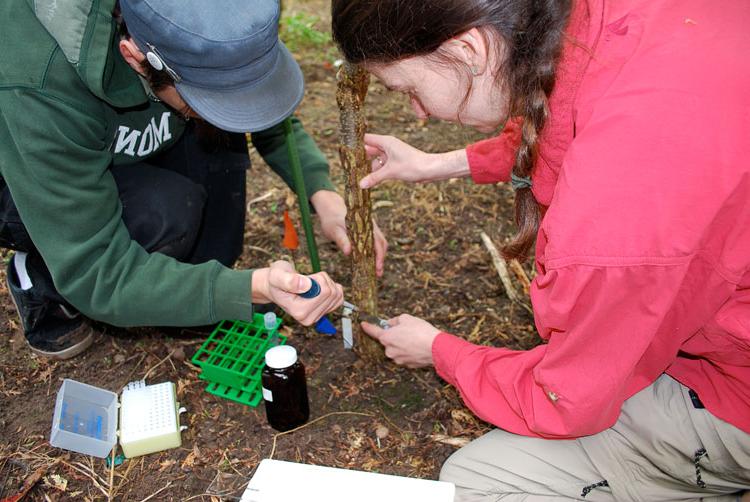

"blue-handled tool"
[297, 278, 338, 335]
[298, 278, 321, 299]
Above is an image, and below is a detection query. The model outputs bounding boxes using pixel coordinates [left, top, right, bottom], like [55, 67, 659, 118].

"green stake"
[283, 118, 321, 273]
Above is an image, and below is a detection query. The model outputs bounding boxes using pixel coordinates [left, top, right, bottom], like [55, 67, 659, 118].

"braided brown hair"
[332, 0, 572, 260]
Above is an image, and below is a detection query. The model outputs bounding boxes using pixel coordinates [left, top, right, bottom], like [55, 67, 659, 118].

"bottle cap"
[265, 345, 297, 369]
[263, 312, 277, 330]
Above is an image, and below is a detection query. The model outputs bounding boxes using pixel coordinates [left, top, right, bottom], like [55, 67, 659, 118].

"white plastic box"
[50, 379, 186, 458]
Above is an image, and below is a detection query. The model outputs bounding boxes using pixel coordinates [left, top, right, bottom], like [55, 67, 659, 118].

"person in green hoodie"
[0, 0, 387, 359]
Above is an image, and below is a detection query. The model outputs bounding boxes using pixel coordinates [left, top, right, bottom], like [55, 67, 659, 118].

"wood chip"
[429, 434, 471, 448]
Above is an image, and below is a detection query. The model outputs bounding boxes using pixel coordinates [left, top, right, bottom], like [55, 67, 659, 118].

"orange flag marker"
[282, 210, 299, 250]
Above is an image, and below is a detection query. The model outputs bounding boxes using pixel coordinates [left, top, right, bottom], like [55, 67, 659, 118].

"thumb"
[273, 268, 312, 295]
[292, 274, 315, 296]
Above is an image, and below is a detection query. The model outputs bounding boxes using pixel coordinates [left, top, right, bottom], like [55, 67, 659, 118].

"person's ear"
[443, 27, 490, 76]
[118, 38, 147, 75]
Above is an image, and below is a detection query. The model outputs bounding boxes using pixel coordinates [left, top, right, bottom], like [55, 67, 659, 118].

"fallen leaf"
[158, 459, 176, 472]
[43, 474, 68, 492]
[177, 378, 190, 396]
[181, 449, 196, 469]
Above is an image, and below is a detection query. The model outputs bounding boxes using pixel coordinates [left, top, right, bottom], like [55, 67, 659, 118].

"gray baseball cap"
[120, 0, 304, 132]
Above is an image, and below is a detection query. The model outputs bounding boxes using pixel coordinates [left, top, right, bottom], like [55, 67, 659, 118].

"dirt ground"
[0, 2, 540, 500]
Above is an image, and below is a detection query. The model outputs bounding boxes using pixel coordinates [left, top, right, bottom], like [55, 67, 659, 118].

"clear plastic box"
[50, 379, 118, 458]
[50, 378, 185, 459]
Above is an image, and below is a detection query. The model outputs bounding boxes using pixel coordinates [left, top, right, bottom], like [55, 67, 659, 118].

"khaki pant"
[440, 375, 750, 501]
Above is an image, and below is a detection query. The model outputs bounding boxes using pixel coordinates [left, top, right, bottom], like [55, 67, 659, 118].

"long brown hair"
[332, 0, 572, 260]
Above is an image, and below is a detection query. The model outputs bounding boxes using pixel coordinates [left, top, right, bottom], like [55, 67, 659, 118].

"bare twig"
[221, 450, 245, 478]
[269, 411, 374, 459]
[246, 245, 274, 257]
[142, 349, 175, 381]
[107, 447, 116, 501]
[467, 316, 486, 344]
[124, 352, 148, 383]
[480, 232, 533, 314]
[246, 189, 277, 208]
[136, 480, 172, 502]
[508, 259, 531, 294]
[111, 455, 136, 500]
[480, 232, 519, 303]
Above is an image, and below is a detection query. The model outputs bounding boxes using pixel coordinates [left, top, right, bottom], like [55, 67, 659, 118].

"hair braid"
[502, 0, 571, 261]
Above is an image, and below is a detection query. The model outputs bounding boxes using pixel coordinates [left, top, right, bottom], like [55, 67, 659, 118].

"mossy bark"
[336, 62, 384, 363]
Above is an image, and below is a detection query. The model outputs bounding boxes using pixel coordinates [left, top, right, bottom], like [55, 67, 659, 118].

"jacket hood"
[30, 0, 146, 107]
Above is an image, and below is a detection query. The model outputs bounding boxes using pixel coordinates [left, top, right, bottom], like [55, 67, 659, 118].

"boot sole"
[27, 324, 95, 360]
[5, 275, 95, 360]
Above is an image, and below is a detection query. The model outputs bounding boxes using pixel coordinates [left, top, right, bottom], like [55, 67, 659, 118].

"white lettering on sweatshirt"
[113, 112, 173, 157]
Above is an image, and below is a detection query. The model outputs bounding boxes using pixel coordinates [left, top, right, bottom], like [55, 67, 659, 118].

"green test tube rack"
[191, 314, 286, 407]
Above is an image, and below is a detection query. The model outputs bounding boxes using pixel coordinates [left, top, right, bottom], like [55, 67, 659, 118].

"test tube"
[264, 312, 279, 346]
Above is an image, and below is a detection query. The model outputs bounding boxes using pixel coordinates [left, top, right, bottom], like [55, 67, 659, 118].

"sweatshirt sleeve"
[250, 116, 335, 196]
[433, 255, 732, 438]
[0, 90, 254, 326]
[465, 118, 522, 184]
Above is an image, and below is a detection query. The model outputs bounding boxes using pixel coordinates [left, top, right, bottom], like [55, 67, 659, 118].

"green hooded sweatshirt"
[0, 0, 334, 326]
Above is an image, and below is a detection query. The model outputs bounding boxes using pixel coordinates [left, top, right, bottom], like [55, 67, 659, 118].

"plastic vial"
[263, 312, 277, 330]
[262, 345, 309, 432]
[264, 312, 280, 346]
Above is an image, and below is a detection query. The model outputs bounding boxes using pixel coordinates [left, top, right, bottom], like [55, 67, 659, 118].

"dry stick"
[136, 480, 172, 502]
[69, 463, 107, 497]
[76, 459, 108, 488]
[246, 189, 277, 208]
[467, 316, 486, 343]
[111, 456, 136, 500]
[508, 259, 532, 294]
[142, 349, 175, 381]
[479, 232, 533, 315]
[107, 447, 116, 501]
[124, 352, 148, 383]
[246, 245, 274, 257]
[221, 450, 245, 478]
[269, 411, 374, 459]
[479, 232, 518, 302]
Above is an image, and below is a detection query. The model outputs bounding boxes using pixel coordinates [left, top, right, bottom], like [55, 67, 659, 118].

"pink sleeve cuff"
[432, 332, 475, 387]
[466, 118, 522, 184]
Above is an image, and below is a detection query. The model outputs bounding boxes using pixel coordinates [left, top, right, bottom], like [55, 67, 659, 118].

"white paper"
[241, 459, 455, 502]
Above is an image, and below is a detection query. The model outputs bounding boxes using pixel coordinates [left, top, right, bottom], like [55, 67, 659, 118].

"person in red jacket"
[333, 0, 750, 500]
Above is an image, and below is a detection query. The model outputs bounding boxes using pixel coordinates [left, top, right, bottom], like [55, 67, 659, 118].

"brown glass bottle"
[261, 345, 309, 432]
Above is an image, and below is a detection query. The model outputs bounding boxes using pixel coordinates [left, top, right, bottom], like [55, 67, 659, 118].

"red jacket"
[432, 0, 750, 438]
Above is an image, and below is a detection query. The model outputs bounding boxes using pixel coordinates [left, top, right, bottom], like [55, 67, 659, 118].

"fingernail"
[359, 180, 369, 189]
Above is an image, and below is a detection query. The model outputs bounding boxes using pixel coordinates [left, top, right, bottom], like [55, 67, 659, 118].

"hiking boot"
[6, 253, 93, 360]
